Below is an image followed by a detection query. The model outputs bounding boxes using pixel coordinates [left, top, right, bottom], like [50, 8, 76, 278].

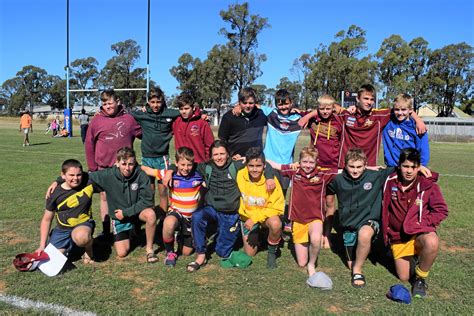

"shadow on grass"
[329, 218, 398, 278]
[28, 142, 52, 146]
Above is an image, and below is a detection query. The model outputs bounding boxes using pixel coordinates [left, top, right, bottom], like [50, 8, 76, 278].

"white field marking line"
[0, 294, 96, 316]
[440, 174, 474, 178]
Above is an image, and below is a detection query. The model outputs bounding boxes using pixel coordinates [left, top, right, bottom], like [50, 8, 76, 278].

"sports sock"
[163, 236, 175, 253]
[415, 266, 429, 279]
[267, 238, 280, 269]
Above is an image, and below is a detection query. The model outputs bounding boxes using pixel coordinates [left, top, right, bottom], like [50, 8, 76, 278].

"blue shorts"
[48, 220, 95, 256]
[142, 156, 170, 170]
[343, 220, 379, 261]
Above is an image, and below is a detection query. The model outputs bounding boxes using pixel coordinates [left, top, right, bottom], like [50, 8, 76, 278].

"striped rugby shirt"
[156, 169, 204, 218]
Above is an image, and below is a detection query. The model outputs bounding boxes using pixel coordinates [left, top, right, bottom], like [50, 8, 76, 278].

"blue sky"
[1, 0, 473, 99]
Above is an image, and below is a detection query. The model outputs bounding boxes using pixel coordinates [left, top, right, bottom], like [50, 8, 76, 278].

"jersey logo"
[391, 186, 398, 199]
[363, 182, 372, 190]
[190, 125, 200, 136]
[131, 183, 139, 191]
[346, 117, 356, 127]
[363, 119, 374, 127]
[279, 122, 289, 130]
[166, 118, 172, 122]
[173, 180, 180, 187]
[310, 176, 320, 183]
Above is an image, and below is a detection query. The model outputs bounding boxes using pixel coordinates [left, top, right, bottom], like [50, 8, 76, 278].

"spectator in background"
[19, 110, 33, 147]
[78, 109, 90, 144]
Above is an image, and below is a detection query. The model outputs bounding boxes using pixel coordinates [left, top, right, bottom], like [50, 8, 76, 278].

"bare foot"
[307, 264, 316, 276]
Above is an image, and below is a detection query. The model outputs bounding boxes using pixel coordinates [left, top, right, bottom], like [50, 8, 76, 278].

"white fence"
[424, 118, 474, 142]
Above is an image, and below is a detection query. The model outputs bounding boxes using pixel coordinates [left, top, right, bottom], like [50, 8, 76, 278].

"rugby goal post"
[64, 0, 151, 137]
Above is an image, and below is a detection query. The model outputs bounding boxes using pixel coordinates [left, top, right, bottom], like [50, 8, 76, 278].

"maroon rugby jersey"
[280, 165, 337, 224]
[339, 108, 391, 168]
[308, 114, 345, 169]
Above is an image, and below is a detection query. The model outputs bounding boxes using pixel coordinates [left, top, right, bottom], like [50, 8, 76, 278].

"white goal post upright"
[65, 0, 152, 137]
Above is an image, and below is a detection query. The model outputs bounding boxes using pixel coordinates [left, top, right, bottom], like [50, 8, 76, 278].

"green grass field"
[1, 117, 473, 314]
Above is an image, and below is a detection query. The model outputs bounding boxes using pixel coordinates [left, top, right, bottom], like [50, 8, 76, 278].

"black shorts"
[168, 211, 193, 248]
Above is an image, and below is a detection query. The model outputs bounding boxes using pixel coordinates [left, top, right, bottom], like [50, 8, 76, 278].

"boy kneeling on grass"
[326, 148, 396, 288]
[382, 148, 448, 298]
[236, 147, 285, 269]
[48, 148, 157, 263]
[141, 147, 204, 267]
[37, 159, 98, 264]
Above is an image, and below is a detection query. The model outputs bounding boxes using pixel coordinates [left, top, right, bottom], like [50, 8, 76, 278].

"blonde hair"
[394, 93, 414, 110]
[344, 148, 367, 165]
[299, 146, 318, 161]
[317, 94, 336, 107]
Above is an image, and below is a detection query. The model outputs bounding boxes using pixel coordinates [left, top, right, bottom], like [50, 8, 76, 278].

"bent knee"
[116, 251, 129, 258]
[419, 234, 439, 251]
[142, 208, 157, 221]
[358, 228, 374, 242]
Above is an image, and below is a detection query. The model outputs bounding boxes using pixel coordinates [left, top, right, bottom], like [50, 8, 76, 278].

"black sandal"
[187, 260, 205, 273]
[351, 273, 366, 288]
[146, 252, 159, 264]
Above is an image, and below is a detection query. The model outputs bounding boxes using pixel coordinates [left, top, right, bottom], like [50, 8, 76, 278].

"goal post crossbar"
[68, 88, 148, 93]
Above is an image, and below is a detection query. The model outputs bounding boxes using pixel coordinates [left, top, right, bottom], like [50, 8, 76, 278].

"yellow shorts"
[391, 237, 418, 260]
[292, 220, 323, 244]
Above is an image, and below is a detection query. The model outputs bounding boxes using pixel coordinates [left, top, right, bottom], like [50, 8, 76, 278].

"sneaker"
[267, 251, 277, 269]
[164, 252, 178, 267]
[283, 221, 293, 233]
[412, 277, 427, 298]
[22, 144, 26, 147]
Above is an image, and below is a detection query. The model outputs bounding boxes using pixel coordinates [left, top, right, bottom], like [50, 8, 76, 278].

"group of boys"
[38, 84, 447, 299]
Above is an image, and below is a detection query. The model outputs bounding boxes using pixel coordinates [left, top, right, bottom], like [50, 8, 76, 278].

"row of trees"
[0, 39, 153, 115]
[1, 2, 472, 118]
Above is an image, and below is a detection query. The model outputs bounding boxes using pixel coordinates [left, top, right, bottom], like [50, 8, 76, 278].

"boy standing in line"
[382, 94, 430, 167]
[218, 87, 267, 159]
[85, 89, 141, 239]
[382, 148, 447, 298]
[172, 93, 214, 163]
[338, 84, 426, 167]
[131, 87, 180, 214]
[302, 95, 345, 169]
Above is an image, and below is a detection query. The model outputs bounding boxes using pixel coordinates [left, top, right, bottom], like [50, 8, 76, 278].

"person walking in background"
[19, 110, 33, 147]
[78, 109, 90, 144]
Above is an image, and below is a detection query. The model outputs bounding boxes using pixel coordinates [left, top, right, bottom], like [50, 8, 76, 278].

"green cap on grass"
[220, 251, 252, 269]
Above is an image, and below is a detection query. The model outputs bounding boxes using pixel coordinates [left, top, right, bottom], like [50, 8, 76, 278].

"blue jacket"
[382, 117, 430, 167]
